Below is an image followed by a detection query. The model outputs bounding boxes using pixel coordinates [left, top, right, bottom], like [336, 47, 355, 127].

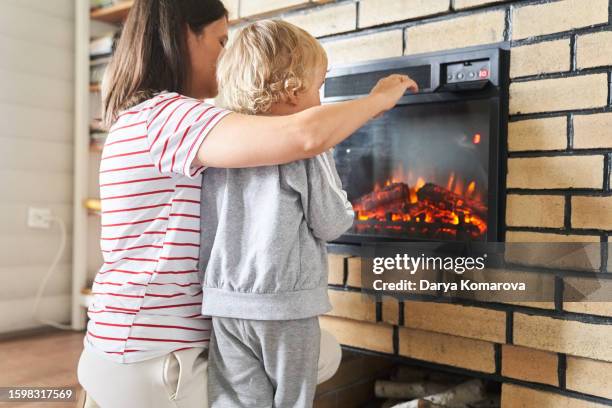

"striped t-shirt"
[84, 91, 231, 363]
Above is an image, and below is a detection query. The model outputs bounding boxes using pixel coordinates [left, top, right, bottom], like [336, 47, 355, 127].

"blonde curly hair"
[215, 20, 328, 114]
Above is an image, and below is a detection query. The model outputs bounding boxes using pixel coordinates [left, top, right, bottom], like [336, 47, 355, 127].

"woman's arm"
[194, 74, 418, 168]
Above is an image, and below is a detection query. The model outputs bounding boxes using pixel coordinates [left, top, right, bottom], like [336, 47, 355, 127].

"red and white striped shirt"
[84, 92, 231, 363]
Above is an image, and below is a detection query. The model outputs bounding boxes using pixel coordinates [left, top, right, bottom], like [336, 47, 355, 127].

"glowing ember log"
[353, 182, 411, 212]
[351, 180, 488, 239]
[416, 183, 487, 220]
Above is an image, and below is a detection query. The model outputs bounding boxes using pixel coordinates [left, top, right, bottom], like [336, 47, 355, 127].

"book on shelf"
[90, 118, 107, 151]
[90, 55, 111, 66]
[90, 33, 118, 59]
[90, 57, 110, 86]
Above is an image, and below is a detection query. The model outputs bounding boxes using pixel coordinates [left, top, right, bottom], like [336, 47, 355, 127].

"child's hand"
[369, 74, 418, 116]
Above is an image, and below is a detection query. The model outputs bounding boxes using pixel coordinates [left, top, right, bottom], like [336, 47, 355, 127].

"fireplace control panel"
[441, 59, 492, 91]
[323, 46, 506, 100]
[444, 60, 490, 82]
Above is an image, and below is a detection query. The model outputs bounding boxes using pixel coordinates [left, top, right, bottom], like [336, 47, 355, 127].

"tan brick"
[506, 301, 556, 310]
[510, 39, 570, 78]
[403, 300, 506, 342]
[574, 112, 612, 149]
[501, 345, 558, 386]
[320, 315, 394, 353]
[358, 0, 449, 28]
[577, 30, 612, 69]
[573, 196, 612, 230]
[506, 194, 565, 228]
[564, 277, 612, 317]
[509, 74, 608, 115]
[452, 266, 556, 310]
[507, 156, 603, 189]
[566, 356, 612, 400]
[512, 0, 609, 40]
[283, 2, 356, 38]
[564, 301, 612, 318]
[240, 0, 307, 17]
[327, 289, 377, 322]
[327, 254, 345, 285]
[508, 117, 567, 152]
[404, 11, 505, 55]
[453, 0, 506, 9]
[505, 231, 600, 243]
[381, 295, 399, 325]
[323, 30, 403, 67]
[501, 383, 609, 408]
[346, 256, 362, 287]
[513, 312, 612, 361]
[504, 231, 601, 272]
[398, 327, 496, 372]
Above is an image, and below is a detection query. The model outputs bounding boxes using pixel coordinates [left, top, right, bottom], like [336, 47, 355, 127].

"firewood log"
[353, 182, 410, 212]
[391, 379, 485, 408]
[375, 380, 448, 399]
[391, 399, 464, 408]
[417, 401, 448, 408]
[417, 183, 487, 219]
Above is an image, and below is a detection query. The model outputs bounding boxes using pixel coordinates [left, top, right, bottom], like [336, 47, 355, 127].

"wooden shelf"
[90, 1, 133, 24]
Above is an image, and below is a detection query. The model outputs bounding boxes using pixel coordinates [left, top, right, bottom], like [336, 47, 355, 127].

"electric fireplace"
[323, 45, 509, 245]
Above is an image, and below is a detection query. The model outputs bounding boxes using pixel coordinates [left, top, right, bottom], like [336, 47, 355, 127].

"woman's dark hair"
[102, 0, 228, 127]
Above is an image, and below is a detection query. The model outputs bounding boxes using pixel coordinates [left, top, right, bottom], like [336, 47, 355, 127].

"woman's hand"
[369, 74, 419, 115]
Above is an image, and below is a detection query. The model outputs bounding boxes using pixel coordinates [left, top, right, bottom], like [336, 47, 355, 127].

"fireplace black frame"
[323, 43, 510, 247]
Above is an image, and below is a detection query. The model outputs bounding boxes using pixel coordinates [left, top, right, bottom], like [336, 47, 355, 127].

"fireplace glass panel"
[334, 99, 490, 242]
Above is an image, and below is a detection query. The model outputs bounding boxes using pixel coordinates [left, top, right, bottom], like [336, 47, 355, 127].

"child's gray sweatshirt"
[198, 150, 354, 320]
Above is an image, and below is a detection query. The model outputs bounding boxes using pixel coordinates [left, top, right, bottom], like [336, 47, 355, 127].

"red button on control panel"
[478, 68, 489, 78]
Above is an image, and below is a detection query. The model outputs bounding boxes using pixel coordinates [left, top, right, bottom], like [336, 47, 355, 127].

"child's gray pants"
[208, 316, 320, 408]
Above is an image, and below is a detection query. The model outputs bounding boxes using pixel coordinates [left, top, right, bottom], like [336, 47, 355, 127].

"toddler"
[199, 20, 354, 407]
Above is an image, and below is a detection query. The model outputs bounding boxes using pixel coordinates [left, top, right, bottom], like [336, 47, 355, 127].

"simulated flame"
[352, 164, 487, 239]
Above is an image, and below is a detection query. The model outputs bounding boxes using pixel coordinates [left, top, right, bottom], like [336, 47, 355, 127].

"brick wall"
[229, 1, 612, 406]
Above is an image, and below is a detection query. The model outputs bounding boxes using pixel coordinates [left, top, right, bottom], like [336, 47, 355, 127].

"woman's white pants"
[78, 328, 341, 408]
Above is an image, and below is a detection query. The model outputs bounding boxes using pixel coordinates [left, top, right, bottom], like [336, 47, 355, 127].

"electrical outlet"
[27, 207, 52, 229]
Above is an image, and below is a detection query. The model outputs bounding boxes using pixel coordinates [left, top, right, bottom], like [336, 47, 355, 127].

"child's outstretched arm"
[194, 74, 418, 168]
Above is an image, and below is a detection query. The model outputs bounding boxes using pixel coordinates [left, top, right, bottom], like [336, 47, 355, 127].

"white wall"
[0, 0, 75, 333]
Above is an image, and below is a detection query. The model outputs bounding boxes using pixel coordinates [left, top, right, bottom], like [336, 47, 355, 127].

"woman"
[77, 0, 417, 407]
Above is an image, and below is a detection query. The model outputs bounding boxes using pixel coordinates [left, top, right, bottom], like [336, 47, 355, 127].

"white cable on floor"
[32, 215, 73, 331]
